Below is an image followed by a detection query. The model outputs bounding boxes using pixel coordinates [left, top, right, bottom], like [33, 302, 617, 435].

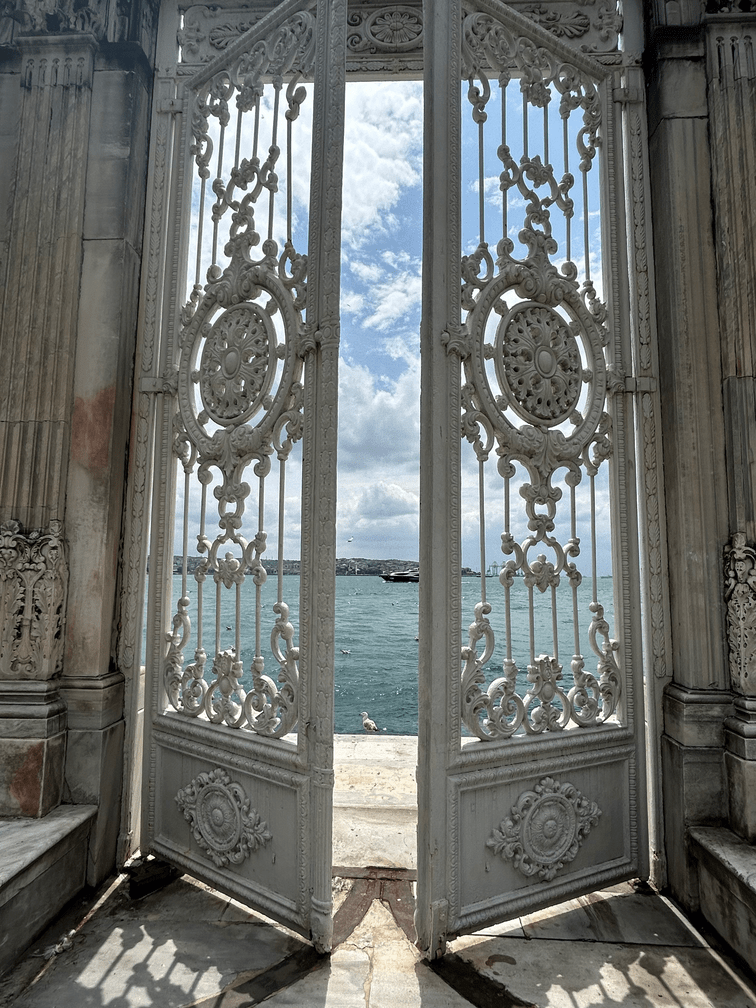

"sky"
[179, 75, 614, 578]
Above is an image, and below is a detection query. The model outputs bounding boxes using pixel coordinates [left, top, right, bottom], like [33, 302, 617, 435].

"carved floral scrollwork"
[461, 605, 620, 740]
[176, 767, 272, 868]
[519, 4, 591, 39]
[347, 4, 423, 53]
[487, 776, 601, 880]
[176, 0, 619, 68]
[724, 532, 756, 688]
[0, 519, 67, 680]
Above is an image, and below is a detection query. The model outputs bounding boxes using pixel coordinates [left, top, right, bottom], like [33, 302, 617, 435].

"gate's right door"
[416, 0, 652, 957]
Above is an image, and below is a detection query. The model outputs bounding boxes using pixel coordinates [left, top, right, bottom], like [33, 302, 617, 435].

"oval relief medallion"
[176, 767, 272, 868]
[487, 776, 601, 881]
[495, 302, 582, 426]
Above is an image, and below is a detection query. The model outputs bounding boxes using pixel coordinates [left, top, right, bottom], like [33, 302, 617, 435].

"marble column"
[60, 35, 153, 883]
[0, 0, 157, 885]
[707, 18, 756, 844]
[646, 21, 732, 904]
[0, 34, 97, 818]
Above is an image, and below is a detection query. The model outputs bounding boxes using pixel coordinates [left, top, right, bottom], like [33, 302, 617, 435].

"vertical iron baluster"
[211, 120, 224, 265]
[215, 575, 221, 658]
[501, 80, 507, 241]
[195, 175, 206, 288]
[182, 470, 190, 602]
[198, 482, 206, 653]
[286, 103, 293, 243]
[590, 472, 598, 604]
[551, 582, 559, 662]
[234, 103, 243, 173]
[478, 461, 487, 607]
[268, 84, 282, 243]
[564, 116, 571, 263]
[256, 471, 265, 660]
[278, 458, 286, 607]
[571, 482, 581, 657]
[528, 584, 535, 664]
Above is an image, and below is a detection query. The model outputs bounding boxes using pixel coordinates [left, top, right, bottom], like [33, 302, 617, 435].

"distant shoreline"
[171, 556, 479, 577]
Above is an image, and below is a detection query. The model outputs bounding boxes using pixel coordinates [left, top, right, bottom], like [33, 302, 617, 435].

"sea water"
[165, 573, 615, 735]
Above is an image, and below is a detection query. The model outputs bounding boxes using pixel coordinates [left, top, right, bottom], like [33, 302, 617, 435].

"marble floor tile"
[449, 932, 756, 1007]
[12, 879, 305, 1008]
[258, 947, 371, 1007]
[518, 885, 704, 947]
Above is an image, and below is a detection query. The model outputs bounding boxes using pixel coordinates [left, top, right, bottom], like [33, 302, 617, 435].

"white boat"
[380, 569, 419, 583]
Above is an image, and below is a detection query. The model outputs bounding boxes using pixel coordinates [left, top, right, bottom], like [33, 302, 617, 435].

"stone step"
[0, 805, 96, 975]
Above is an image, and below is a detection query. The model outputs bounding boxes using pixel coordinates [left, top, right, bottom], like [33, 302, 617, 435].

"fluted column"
[0, 34, 96, 817]
[646, 14, 732, 902]
[707, 18, 756, 842]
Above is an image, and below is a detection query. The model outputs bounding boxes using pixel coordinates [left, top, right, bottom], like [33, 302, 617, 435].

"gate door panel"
[417, 0, 650, 956]
[142, 0, 345, 951]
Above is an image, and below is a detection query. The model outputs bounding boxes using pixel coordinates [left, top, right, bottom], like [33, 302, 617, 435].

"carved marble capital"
[0, 519, 68, 682]
[0, 0, 159, 49]
[10, 0, 106, 39]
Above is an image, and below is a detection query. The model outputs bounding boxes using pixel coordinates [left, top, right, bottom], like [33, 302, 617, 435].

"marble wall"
[0, 2, 156, 884]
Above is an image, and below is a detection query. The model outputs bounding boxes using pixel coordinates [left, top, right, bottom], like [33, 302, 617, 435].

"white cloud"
[340, 81, 423, 249]
[359, 269, 422, 332]
[356, 481, 419, 520]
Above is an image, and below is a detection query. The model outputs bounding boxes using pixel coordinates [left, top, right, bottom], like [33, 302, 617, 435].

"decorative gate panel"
[416, 0, 653, 956]
[141, 0, 345, 950]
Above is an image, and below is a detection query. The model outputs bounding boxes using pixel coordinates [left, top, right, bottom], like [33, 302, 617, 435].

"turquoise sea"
[166, 574, 615, 735]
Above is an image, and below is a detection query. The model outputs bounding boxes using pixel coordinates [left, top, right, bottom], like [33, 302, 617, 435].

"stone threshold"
[0, 804, 96, 976]
[688, 824, 756, 974]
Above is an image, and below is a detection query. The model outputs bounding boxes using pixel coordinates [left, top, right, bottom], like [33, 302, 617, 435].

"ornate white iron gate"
[139, 0, 345, 950]
[132, 0, 660, 960]
[416, 0, 656, 957]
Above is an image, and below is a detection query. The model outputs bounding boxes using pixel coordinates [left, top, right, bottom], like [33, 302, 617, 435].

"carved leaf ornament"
[487, 776, 601, 880]
[724, 532, 756, 687]
[176, 768, 272, 868]
[0, 519, 67, 679]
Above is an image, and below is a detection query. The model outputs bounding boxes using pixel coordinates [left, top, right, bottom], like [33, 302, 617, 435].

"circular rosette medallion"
[495, 302, 582, 426]
[199, 303, 277, 425]
[197, 782, 242, 854]
[521, 792, 577, 865]
[364, 6, 424, 50]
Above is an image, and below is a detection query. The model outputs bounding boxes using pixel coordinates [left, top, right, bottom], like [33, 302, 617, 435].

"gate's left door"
[140, 0, 346, 952]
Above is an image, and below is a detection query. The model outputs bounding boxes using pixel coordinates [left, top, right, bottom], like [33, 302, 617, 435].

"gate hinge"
[157, 97, 182, 114]
[613, 85, 644, 104]
[624, 375, 657, 393]
[139, 375, 176, 394]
